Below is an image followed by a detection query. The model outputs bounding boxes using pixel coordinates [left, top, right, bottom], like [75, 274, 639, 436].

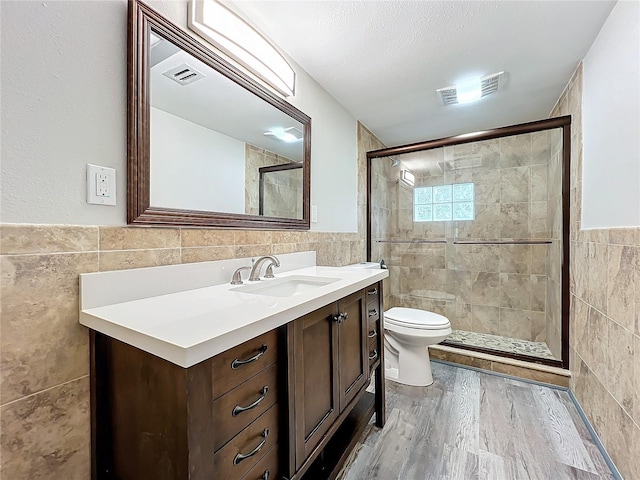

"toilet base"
[384, 345, 434, 387]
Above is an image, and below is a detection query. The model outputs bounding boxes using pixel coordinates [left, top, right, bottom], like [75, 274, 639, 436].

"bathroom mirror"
[128, 0, 311, 229]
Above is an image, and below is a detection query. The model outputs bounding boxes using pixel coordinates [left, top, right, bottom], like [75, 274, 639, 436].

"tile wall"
[0, 122, 377, 479]
[553, 64, 639, 479]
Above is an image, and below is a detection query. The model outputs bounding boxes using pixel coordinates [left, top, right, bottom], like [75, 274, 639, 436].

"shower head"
[390, 157, 400, 167]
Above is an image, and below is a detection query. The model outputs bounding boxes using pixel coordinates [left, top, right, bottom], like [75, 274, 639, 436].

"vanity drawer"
[240, 443, 279, 480]
[214, 405, 279, 480]
[213, 364, 279, 452]
[213, 329, 278, 398]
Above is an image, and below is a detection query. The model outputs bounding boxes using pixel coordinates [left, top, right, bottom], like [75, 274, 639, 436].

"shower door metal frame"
[366, 116, 571, 369]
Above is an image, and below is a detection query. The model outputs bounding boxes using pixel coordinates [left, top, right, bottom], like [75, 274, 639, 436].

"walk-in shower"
[367, 117, 570, 368]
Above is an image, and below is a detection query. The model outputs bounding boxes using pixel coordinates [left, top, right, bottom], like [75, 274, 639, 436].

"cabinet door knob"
[332, 312, 348, 324]
[369, 349, 379, 361]
[262, 470, 270, 480]
[231, 345, 268, 369]
[232, 386, 269, 416]
[368, 330, 378, 338]
[368, 309, 378, 318]
[367, 288, 378, 295]
[233, 428, 269, 464]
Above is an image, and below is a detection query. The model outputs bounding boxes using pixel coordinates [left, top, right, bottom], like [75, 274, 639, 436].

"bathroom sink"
[231, 275, 340, 297]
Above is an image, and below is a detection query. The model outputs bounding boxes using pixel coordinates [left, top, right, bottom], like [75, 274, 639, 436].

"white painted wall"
[0, 0, 358, 232]
[150, 107, 245, 213]
[582, 0, 640, 228]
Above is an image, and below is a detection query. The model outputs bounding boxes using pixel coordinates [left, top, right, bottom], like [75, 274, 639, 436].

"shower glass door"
[368, 119, 568, 366]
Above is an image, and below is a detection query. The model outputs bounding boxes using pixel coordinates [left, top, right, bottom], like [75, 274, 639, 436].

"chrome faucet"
[230, 265, 251, 285]
[249, 255, 280, 281]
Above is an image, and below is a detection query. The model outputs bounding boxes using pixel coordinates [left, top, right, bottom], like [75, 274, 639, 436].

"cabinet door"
[293, 303, 340, 469]
[337, 290, 368, 413]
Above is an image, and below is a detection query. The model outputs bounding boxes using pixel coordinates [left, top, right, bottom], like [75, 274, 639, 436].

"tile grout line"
[0, 374, 90, 409]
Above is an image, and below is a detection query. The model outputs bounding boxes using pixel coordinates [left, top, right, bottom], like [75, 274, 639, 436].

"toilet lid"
[384, 307, 450, 330]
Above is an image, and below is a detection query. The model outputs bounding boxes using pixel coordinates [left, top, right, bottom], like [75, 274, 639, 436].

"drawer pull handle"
[232, 386, 269, 416]
[231, 345, 268, 369]
[369, 349, 378, 361]
[368, 330, 377, 338]
[367, 288, 378, 295]
[332, 312, 348, 324]
[262, 471, 270, 480]
[233, 428, 269, 465]
[368, 309, 378, 318]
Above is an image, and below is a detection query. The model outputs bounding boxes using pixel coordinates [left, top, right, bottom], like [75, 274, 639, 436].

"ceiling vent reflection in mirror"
[188, 0, 296, 97]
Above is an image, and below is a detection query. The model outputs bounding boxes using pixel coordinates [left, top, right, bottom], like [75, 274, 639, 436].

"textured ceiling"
[232, 1, 615, 147]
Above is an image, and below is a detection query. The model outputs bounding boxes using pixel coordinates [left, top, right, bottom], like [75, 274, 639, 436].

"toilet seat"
[385, 307, 450, 330]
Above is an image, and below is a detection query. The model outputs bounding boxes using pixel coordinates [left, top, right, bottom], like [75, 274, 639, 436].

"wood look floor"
[338, 361, 616, 480]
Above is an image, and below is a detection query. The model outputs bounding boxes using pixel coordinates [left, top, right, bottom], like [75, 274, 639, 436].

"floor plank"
[338, 361, 617, 480]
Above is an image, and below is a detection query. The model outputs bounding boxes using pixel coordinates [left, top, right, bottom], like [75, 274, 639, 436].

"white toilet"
[384, 307, 452, 386]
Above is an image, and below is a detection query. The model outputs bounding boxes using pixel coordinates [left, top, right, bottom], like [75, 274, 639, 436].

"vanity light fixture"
[400, 169, 415, 187]
[264, 127, 303, 143]
[437, 71, 504, 106]
[188, 0, 296, 96]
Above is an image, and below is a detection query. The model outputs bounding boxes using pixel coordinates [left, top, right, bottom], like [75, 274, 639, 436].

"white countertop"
[80, 265, 388, 367]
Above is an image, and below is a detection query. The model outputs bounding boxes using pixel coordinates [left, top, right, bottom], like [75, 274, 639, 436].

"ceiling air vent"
[437, 71, 505, 105]
[162, 63, 205, 86]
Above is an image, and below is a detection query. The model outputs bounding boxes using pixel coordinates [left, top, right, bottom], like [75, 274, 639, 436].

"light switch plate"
[87, 164, 116, 206]
[311, 205, 318, 223]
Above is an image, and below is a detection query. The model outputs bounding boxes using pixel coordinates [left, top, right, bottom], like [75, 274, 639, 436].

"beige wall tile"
[99, 226, 180, 250]
[530, 275, 547, 312]
[234, 244, 273, 259]
[181, 246, 236, 263]
[607, 245, 636, 332]
[1, 224, 98, 255]
[633, 334, 640, 425]
[606, 321, 635, 417]
[234, 230, 273, 245]
[500, 273, 531, 310]
[472, 305, 500, 335]
[500, 204, 530, 239]
[271, 243, 298, 255]
[0, 376, 90, 480]
[99, 249, 180, 272]
[500, 166, 531, 203]
[609, 228, 636, 246]
[271, 231, 302, 244]
[1, 253, 96, 404]
[181, 229, 235, 247]
[587, 242, 608, 314]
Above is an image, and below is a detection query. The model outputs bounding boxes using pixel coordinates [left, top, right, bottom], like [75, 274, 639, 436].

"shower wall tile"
[471, 272, 500, 307]
[531, 311, 546, 342]
[473, 170, 501, 204]
[500, 166, 530, 203]
[531, 130, 550, 166]
[500, 134, 532, 168]
[472, 305, 501, 336]
[500, 308, 532, 340]
[500, 203, 530, 238]
[531, 165, 548, 202]
[500, 273, 531, 310]
[530, 275, 547, 312]
[500, 244, 531, 274]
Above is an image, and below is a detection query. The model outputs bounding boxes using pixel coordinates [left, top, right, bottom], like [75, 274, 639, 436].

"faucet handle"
[264, 261, 279, 278]
[231, 266, 251, 285]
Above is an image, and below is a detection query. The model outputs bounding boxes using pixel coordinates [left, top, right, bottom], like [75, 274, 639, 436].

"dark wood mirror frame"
[128, 0, 311, 229]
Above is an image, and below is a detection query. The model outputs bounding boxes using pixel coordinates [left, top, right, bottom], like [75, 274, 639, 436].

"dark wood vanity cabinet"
[90, 282, 384, 480]
[290, 290, 368, 471]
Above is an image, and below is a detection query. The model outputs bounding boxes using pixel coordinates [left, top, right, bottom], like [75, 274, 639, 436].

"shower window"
[414, 183, 475, 222]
